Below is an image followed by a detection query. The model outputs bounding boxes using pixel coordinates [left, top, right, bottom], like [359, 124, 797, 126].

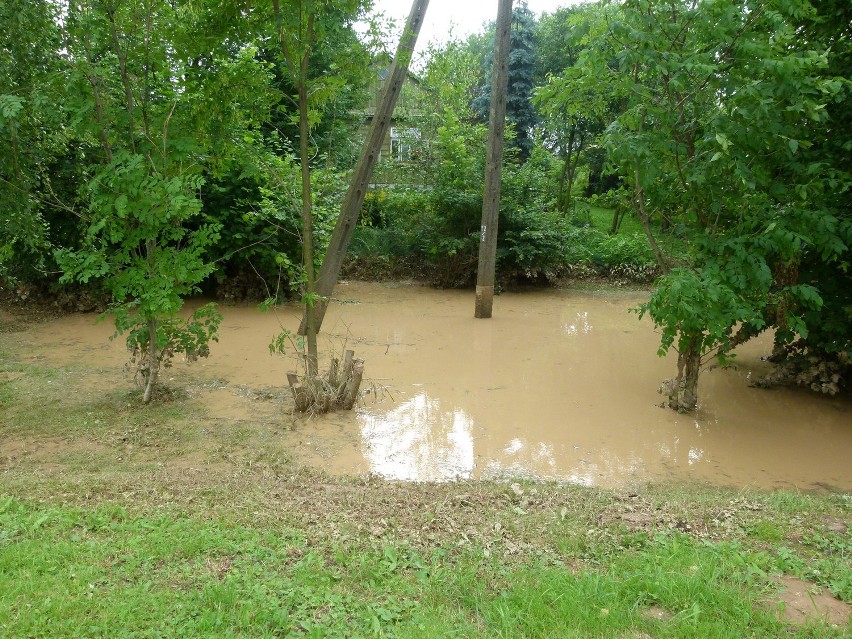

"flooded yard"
[13, 281, 852, 490]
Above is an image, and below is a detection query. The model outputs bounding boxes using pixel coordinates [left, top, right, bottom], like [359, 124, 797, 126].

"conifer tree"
[473, 2, 538, 161]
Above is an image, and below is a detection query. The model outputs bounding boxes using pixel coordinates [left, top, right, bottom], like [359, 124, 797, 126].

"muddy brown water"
[14, 282, 852, 490]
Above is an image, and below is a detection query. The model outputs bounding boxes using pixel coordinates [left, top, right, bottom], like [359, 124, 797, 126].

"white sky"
[368, 0, 581, 53]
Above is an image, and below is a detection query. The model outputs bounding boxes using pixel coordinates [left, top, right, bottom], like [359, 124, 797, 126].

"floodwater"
[17, 282, 852, 490]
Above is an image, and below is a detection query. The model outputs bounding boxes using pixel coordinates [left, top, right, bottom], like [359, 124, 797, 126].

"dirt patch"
[0, 436, 111, 469]
[0, 307, 37, 334]
[771, 575, 851, 627]
[640, 606, 673, 622]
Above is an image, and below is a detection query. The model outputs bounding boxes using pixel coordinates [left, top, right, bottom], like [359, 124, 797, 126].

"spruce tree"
[473, 2, 538, 161]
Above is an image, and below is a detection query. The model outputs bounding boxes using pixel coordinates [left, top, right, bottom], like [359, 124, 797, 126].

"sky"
[368, 0, 581, 53]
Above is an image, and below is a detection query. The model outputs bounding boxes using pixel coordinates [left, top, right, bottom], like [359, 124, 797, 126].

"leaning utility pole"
[474, 0, 512, 319]
[299, 0, 429, 335]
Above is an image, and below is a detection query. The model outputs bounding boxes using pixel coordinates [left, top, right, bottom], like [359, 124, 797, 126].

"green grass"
[2, 496, 848, 639]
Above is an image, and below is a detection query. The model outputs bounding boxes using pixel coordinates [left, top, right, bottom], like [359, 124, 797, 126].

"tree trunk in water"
[142, 317, 159, 404]
[299, 0, 429, 336]
[341, 358, 364, 410]
[666, 335, 700, 411]
[286, 349, 363, 413]
[474, 0, 513, 319]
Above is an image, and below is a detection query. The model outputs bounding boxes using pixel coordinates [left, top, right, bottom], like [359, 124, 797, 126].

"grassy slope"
[1, 320, 850, 638]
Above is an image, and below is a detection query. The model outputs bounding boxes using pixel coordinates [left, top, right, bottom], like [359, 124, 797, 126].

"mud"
[11, 281, 852, 490]
[772, 576, 851, 626]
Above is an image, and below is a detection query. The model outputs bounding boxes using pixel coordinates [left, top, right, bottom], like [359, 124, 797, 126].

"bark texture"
[474, 0, 513, 319]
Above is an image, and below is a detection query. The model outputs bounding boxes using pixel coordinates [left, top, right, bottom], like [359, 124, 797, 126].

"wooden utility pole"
[474, 0, 512, 319]
[300, 0, 429, 335]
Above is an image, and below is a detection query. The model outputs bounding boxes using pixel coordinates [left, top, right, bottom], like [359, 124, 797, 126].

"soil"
[773, 576, 851, 627]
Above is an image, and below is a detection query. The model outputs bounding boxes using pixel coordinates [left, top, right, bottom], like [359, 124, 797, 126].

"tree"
[54, 0, 273, 403]
[473, 1, 538, 162]
[534, 4, 614, 215]
[0, 0, 67, 282]
[581, 0, 852, 410]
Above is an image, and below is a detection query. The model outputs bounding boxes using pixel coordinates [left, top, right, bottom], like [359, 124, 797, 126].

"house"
[358, 68, 429, 185]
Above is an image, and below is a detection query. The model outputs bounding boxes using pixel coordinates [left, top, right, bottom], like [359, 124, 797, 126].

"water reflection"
[562, 311, 593, 336]
[354, 376, 850, 488]
[22, 281, 852, 489]
[358, 392, 475, 481]
[688, 448, 705, 465]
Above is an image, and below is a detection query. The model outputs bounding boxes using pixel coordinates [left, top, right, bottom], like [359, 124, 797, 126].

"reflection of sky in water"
[352, 379, 806, 487]
[358, 392, 474, 481]
[562, 311, 593, 336]
[357, 392, 712, 486]
[688, 448, 705, 465]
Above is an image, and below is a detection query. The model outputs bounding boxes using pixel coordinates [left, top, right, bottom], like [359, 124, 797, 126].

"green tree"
[534, 3, 616, 215]
[0, 0, 68, 282]
[55, 0, 273, 403]
[579, 0, 852, 409]
[473, 2, 538, 161]
[267, 0, 374, 378]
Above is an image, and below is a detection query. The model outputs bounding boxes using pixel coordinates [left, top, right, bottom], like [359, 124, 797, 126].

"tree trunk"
[665, 334, 700, 411]
[298, 19, 319, 377]
[559, 126, 577, 215]
[565, 133, 585, 214]
[556, 151, 568, 214]
[609, 206, 626, 235]
[633, 168, 669, 273]
[287, 349, 364, 413]
[299, 0, 429, 335]
[142, 317, 159, 404]
[474, 0, 513, 320]
[341, 358, 364, 410]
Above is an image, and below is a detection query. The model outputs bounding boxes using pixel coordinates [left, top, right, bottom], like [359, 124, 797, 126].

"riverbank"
[1, 285, 850, 636]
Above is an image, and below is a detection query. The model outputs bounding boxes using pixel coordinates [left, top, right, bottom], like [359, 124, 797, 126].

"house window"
[390, 127, 421, 161]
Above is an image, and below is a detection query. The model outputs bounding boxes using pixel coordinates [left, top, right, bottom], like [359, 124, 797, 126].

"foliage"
[121, 302, 223, 388]
[534, 3, 617, 212]
[540, 0, 852, 407]
[0, 0, 70, 282]
[473, 2, 539, 161]
[50, 0, 275, 402]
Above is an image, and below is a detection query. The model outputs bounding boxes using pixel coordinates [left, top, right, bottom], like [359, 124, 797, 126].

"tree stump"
[287, 349, 364, 414]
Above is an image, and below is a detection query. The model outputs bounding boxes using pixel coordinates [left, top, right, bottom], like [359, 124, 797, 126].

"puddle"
[14, 281, 852, 490]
